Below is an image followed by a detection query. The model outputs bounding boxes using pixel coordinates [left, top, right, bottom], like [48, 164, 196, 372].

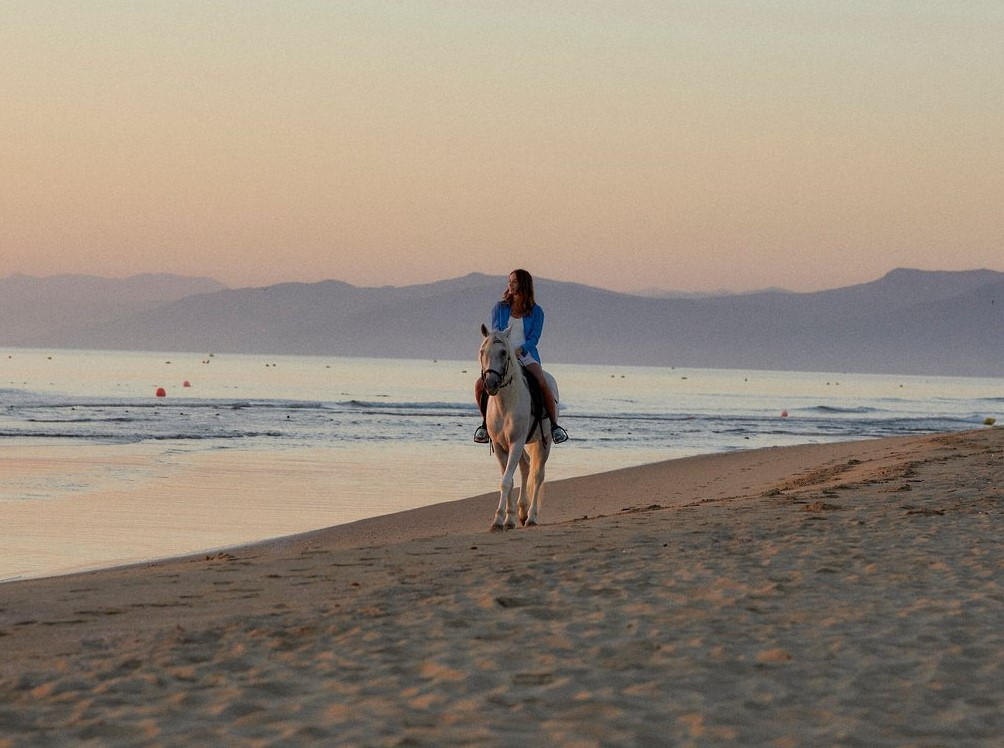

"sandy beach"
[1, 428, 1001, 745]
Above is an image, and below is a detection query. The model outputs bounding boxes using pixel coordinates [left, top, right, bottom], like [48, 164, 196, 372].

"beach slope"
[2, 429, 1001, 745]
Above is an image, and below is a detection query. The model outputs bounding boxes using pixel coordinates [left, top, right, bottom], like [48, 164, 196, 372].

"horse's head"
[479, 323, 514, 395]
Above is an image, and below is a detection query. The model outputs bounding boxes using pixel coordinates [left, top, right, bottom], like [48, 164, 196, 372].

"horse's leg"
[501, 439, 525, 530]
[522, 442, 549, 527]
[490, 446, 511, 532]
[517, 450, 531, 526]
[490, 443, 524, 531]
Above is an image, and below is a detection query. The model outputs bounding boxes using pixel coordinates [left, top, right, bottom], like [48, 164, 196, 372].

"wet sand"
[1, 428, 1001, 745]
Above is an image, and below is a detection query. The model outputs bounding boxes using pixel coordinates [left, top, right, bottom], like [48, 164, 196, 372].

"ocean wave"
[10, 396, 479, 415]
[26, 417, 140, 424]
[808, 405, 882, 414]
[146, 431, 285, 441]
[20, 399, 305, 411]
[0, 429, 285, 442]
[341, 399, 476, 413]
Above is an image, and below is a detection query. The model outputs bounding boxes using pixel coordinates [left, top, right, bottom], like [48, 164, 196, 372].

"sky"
[1, 2, 1001, 294]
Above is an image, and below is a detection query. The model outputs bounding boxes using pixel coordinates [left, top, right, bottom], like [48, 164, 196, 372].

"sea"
[2, 347, 1001, 582]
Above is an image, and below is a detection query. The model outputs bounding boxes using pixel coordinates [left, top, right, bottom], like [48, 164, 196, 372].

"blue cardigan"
[491, 301, 545, 364]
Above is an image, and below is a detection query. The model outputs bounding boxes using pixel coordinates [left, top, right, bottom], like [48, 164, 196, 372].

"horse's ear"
[481, 323, 489, 338]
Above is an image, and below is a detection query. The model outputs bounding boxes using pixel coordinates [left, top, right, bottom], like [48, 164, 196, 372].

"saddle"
[521, 365, 548, 443]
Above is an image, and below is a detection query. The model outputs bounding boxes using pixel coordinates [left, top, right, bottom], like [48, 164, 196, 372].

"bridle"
[480, 337, 513, 391]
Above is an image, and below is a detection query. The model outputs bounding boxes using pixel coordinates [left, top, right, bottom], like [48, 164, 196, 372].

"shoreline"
[2, 428, 1001, 744]
[2, 433, 914, 585]
[0, 438, 675, 584]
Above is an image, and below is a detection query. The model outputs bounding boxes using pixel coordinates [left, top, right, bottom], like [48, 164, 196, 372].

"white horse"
[479, 323, 556, 531]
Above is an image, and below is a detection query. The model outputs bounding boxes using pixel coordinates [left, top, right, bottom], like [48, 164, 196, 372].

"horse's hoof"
[524, 519, 538, 528]
[489, 524, 504, 533]
[503, 522, 517, 531]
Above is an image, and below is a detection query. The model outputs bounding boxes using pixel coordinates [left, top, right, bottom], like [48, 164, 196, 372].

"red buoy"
[155, 387, 167, 397]
[183, 380, 191, 388]
[780, 409, 788, 417]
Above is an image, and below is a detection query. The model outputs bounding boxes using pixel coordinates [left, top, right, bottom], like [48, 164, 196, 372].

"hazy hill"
[0, 273, 226, 342]
[2, 269, 1001, 377]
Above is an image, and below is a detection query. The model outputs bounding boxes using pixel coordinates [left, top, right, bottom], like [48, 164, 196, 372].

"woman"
[474, 269, 568, 444]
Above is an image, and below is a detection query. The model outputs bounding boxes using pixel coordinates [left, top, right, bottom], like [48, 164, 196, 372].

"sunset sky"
[2, 2, 1001, 293]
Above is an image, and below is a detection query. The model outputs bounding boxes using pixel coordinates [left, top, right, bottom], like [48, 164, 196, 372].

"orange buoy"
[155, 387, 167, 397]
[780, 410, 788, 417]
[183, 380, 191, 387]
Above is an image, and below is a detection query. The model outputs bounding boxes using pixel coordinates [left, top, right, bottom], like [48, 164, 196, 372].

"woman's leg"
[473, 377, 489, 442]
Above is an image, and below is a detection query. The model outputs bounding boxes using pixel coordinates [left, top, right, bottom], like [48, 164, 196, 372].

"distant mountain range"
[0, 273, 226, 343]
[1, 268, 1001, 377]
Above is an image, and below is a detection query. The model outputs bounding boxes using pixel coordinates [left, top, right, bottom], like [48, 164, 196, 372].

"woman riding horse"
[474, 269, 568, 445]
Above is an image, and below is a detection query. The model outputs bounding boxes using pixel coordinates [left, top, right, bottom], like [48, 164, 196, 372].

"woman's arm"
[522, 305, 544, 362]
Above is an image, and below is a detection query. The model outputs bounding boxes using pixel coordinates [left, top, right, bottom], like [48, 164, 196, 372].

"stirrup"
[551, 425, 568, 444]
[473, 424, 489, 444]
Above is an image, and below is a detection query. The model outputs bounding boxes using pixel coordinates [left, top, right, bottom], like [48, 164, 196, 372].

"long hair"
[503, 268, 535, 313]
